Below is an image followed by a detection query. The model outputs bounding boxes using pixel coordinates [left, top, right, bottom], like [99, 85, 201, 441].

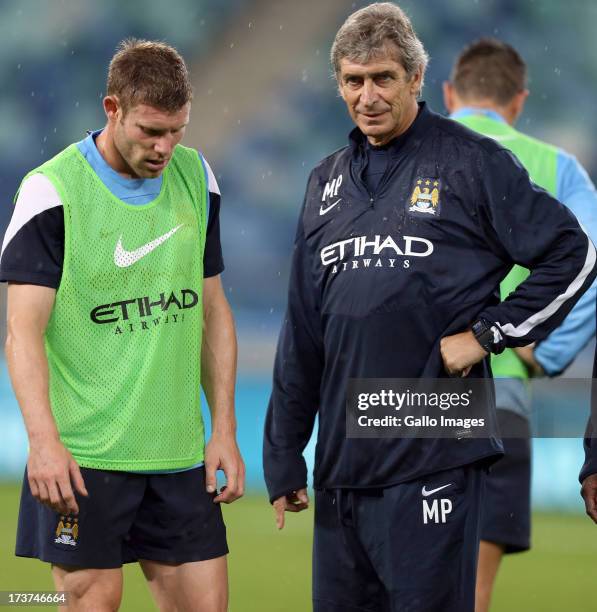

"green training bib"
[456, 114, 558, 379]
[27, 143, 207, 470]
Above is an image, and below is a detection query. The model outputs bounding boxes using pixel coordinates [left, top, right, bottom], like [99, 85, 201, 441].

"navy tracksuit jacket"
[264, 103, 597, 502]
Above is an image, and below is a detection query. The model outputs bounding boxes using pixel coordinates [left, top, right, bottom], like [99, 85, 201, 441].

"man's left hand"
[440, 330, 488, 377]
[204, 432, 245, 504]
[581, 473, 597, 523]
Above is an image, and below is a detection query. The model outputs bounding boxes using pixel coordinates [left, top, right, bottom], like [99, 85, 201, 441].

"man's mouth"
[145, 159, 168, 170]
[359, 111, 386, 118]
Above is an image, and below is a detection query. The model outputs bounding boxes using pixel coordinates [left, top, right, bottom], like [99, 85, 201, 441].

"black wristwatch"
[471, 318, 506, 354]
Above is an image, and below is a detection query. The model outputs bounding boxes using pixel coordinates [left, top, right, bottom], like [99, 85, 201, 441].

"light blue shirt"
[452, 108, 597, 377]
[77, 129, 211, 215]
[536, 150, 597, 375]
[77, 130, 162, 205]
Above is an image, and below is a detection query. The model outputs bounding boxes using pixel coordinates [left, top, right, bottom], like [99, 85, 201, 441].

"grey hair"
[331, 2, 429, 93]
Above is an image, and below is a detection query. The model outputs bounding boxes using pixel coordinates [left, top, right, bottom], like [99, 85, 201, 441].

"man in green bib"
[444, 38, 597, 612]
[1, 39, 244, 611]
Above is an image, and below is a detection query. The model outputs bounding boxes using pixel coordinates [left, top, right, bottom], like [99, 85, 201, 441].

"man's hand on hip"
[27, 435, 88, 515]
[440, 330, 488, 377]
[273, 489, 309, 530]
[205, 432, 245, 504]
[581, 474, 597, 523]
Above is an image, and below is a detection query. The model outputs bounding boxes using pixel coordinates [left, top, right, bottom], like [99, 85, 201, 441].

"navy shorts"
[480, 409, 531, 553]
[15, 465, 228, 569]
[312, 463, 486, 612]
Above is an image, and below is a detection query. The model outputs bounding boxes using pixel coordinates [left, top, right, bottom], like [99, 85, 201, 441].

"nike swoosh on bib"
[114, 224, 183, 268]
[421, 483, 453, 497]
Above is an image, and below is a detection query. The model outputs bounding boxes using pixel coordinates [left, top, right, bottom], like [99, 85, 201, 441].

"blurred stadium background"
[1, 0, 596, 610]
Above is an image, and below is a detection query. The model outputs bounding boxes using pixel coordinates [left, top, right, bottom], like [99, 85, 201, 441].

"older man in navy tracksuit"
[264, 4, 597, 611]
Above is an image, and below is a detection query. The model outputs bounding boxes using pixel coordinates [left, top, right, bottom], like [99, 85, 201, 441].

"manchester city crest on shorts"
[54, 516, 79, 546]
[408, 178, 440, 217]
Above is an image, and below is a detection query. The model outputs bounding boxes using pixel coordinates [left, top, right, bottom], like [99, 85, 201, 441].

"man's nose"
[153, 135, 173, 158]
[360, 79, 378, 107]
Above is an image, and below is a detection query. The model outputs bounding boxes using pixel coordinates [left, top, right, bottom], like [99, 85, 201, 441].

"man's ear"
[509, 89, 529, 124]
[443, 81, 456, 114]
[103, 95, 122, 123]
[409, 68, 422, 95]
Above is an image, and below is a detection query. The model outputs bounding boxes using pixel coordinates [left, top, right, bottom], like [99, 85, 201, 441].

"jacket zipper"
[357, 150, 392, 208]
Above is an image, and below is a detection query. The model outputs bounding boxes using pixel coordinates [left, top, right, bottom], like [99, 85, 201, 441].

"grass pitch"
[1, 484, 596, 611]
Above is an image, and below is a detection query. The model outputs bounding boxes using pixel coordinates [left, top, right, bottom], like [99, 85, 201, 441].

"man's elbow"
[4, 330, 14, 363]
[4, 319, 26, 365]
[5, 312, 46, 354]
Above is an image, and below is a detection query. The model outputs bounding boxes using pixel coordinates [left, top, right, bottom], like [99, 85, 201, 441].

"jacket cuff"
[263, 451, 308, 504]
[578, 448, 597, 484]
[580, 453, 597, 484]
[477, 308, 526, 349]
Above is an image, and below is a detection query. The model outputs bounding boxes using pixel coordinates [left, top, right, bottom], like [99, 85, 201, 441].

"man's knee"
[141, 557, 228, 612]
[53, 566, 122, 611]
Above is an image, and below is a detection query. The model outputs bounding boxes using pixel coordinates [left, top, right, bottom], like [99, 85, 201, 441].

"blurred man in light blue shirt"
[445, 38, 597, 612]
